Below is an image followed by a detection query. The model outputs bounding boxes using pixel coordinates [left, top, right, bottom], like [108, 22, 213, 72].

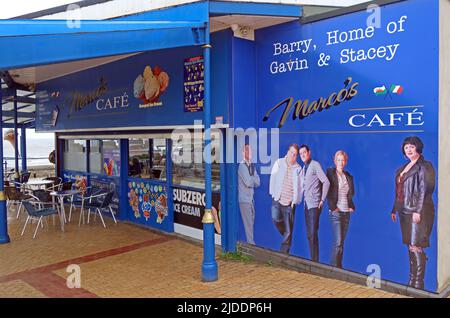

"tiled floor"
[0, 204, 404, 298]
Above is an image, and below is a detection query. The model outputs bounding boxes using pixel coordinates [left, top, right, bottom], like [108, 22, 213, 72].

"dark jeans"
[305, 204, 321, 262]
[271, 199, 295, 254]
[329, 211, 350, 268]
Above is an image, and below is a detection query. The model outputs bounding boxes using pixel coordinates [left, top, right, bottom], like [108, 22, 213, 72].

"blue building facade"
[2, 0, 445, 293]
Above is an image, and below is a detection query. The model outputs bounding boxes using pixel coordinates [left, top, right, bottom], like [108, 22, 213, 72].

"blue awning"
[0, 0, 303, 128]
[0, 20, 206, 70]
[209, 1, 303, 17]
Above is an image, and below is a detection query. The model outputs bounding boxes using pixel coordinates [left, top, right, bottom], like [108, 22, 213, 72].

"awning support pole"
[201, 20, 218, 282]
[20, 127, 27, 172]
[13, 90, 19, 175]
[0, 86, 11, 244]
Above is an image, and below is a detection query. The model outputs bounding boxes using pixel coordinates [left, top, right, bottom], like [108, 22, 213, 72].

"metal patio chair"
[71, 186, 102, 225]
[21, 201, 58, 239]
[82, 191, 117, 228]
[4, 186, 33, 219]
[43, 176, 63, 191]
[20, 171, 31, 184]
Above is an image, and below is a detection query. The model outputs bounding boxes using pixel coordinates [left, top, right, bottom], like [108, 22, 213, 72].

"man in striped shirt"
[269, 144, 303, 254]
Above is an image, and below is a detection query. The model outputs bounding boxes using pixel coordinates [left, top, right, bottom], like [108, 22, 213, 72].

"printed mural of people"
[391, 136, 435, 290]
[299, 145, 330, 262]
[212, 201, 221, 235]
[269, 144, 302, 254]
[238, 143, 260, 244]
[326, 150, 355, 268]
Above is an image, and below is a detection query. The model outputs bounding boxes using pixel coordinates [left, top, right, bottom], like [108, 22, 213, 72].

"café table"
[50, 189, 80, 232]
[25, 179, 55, 189]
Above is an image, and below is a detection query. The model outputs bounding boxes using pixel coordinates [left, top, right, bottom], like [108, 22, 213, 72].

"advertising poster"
[102, 143, 121, 177]
[133, 65, 170, 109]
[183, 56, 205, 112]
[236, 0, 439, 291]
[127, 179, 169, 231]
[173, 187, 221, 235]
[62, 170, 87, 190]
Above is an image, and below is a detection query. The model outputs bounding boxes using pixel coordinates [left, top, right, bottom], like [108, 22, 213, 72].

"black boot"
[414, 251, 427, 290]
[407, 251, 417, 287]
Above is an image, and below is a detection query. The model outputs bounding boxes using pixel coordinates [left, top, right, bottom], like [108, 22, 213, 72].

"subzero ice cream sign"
[173, 187, 220, 230]
[173, 188, 205, 218]
[133, 65, 170, 108]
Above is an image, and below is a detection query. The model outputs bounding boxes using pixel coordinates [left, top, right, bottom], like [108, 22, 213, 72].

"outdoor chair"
[32, 189, 56, 208]
[21, 201, 58, 239]
[20, 172, 31, 184]
[11, 171, 33, 195]
[4, 186, 33, 219]
[71, 186, 101, 225]
[4, 169, 15, 181]
[59, 181, 75, 221]
[81, 191, 117, 228]
[61, 181, 73, 191]
[43, 177, 63, 191]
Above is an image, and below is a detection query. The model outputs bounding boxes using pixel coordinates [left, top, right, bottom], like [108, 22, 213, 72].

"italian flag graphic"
[373, 85, 387, 95]
[390, 85, 404, 94]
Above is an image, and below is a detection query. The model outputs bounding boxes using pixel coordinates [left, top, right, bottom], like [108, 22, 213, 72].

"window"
[152, 139, 166, 181]
[128, 138, 166, 180]
[63, 140, 87, 172]
[90, 140, 121, 176]
[171, 133, 220, 190]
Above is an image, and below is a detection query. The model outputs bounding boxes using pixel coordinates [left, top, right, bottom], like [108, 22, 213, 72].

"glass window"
[171, 133, 220, 190]
[89, 140, 121, 176]
[152, 139, 167, 181]
[128, 138, 166, 180]
[89, 140, 102, 174]
[63, 140, 87, 172]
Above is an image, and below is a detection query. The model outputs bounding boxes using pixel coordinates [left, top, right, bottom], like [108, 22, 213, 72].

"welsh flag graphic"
[373, 85, 387, 95]
[390, 85, 404, 94]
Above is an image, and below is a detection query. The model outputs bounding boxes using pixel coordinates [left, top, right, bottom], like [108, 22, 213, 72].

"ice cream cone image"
[134, 65, 170, 104]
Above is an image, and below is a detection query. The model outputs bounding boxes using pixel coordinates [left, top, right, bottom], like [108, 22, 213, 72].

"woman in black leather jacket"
[391, 136, 435, 290]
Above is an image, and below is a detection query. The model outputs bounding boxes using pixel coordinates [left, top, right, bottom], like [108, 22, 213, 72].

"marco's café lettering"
[263, 77, 359, 128]
[68, 77, 108, 115]
[68, 77, 130, 116]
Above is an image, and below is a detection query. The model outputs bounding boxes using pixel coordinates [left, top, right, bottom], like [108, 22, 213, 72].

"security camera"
[239, 26, 249, 37]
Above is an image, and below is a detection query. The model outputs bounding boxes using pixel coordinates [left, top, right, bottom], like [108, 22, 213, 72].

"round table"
[50, 189, 80, 232]
[25, 179, 55, 189]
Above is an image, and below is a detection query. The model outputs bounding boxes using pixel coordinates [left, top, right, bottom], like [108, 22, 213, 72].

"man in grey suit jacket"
[299, 145, 330, 262]
[238, 144, 260, 244]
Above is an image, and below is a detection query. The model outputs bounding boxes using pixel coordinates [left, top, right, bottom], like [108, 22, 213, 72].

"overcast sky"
[0, 0, 370, 19]
[0, 0, 76, 19]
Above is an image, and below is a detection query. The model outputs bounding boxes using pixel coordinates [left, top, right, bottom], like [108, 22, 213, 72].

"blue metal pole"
[13, 90, 19, 175]
[201, 20, 218, 282]
[119, 139, 129, 221]
[20, 127, 27, 172]
[166, 138, 174, 232]
[0, 86, 11, 244]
